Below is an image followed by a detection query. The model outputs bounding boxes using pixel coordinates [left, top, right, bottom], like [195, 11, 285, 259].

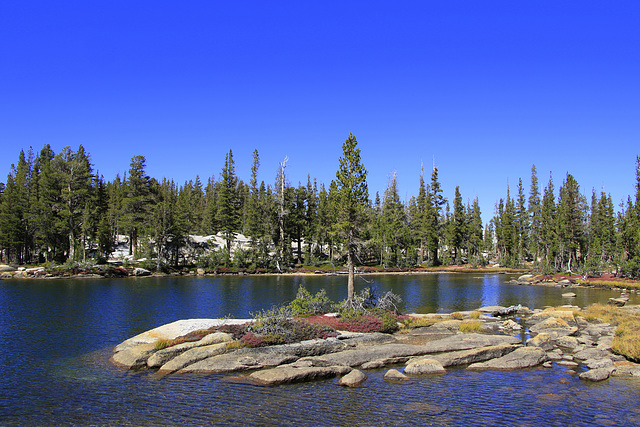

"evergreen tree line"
[1, 141, 639, 278]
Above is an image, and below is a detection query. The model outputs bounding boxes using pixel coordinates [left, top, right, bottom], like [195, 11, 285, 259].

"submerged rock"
[110, 343, 157, 369]
[250, 364, 351, 386]
[384, 369, 409, 381]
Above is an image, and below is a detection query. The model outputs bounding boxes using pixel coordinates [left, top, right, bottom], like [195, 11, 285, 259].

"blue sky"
[1, 1, 639, 223]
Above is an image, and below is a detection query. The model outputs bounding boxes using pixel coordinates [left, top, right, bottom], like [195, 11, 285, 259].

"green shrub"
[289, 285, 332, 316]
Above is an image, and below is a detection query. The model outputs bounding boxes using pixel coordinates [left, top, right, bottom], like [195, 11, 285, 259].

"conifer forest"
[1, 135, 640, 279]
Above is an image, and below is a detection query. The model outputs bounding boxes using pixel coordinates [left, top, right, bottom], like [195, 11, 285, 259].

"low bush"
[306, 309, 400, 334]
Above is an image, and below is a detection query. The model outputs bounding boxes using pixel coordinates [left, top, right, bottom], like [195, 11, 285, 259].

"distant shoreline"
[2, 265, 640, 290]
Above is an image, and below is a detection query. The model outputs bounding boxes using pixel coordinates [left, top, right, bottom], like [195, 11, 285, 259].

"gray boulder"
[573, 348, 612, 361]
[339, 369, 367, 387]
[526, 333, 554, 351]
[0, 264, 15, 272]
[584, 358, 614, 370]
[555, 336, 579, 350]
[249, 364, 351, 386]
[134, 267, 151, 276]
[579, 368, 613, 382]
[430, 343, 519, 367]
[423, 333, 521, 353]
[361, 357, 411, 370]
[468, 347, 548, 370]
[404, 358, 445, 375]
[608, 298, 628, 307]
[556, 360, 579, 367]
[178, 338, 348, 374]
[157, 342, 230, 374]
[296, 343, 427, 368]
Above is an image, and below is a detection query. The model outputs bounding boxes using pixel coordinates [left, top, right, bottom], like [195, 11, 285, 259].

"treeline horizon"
[1, 137, 640, 278]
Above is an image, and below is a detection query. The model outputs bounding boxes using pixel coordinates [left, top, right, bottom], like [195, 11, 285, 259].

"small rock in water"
[339, 369, 367, 387]
[384, 369, 409, 381]
[579, 368, 612, 382]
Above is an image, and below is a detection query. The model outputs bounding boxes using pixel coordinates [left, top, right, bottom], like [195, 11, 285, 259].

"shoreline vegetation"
[3, 262, 640, 291]
[110, 284, 640, 386]
[2, 141, 640, 286]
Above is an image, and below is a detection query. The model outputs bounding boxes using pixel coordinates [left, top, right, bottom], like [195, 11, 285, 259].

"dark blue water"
[1, 274, 639, 426]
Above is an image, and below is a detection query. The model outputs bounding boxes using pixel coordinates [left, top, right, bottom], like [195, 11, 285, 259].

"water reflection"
[1, 274, 640, 426]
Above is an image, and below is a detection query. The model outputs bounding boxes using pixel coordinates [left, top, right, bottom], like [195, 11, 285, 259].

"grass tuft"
[459, 320, 483, 333]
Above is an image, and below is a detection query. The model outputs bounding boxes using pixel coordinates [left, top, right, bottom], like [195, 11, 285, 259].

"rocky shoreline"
[111, 304, 640, 387]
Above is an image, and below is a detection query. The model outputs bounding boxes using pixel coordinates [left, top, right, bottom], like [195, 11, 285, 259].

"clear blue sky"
[1, 1, 639, 224]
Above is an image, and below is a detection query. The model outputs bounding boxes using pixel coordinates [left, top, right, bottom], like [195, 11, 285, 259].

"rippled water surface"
[1, 274, 639, 426]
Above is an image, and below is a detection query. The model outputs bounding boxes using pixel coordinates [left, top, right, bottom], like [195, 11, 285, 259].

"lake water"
[1, 273, 640, 426]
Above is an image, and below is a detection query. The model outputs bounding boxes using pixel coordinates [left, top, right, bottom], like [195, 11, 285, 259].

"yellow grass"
[584, 303, 640, 362]
[612, 318, 640, 362]
[459, 320, 483, 333]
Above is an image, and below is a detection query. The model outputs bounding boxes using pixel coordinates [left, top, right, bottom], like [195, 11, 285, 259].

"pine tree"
[335, 133, 369, 302]
[381, 171, 406, 267]
[416, 166, 428, 262]
[540, 173, 557, 270]
[245, 150, 262, 243]
[467, 197, 484, 262]
[425, 167, 446, 264]
[122, 155, 151, 259]
[216, 150, 241, 265]
[516, 178, 528, 263]
[528, 165, 542, 263]
[450, 186, 465, 262]
[304, 176, 318, 264]
[55, 146, 94, 260]
[557, 173, 586, 272]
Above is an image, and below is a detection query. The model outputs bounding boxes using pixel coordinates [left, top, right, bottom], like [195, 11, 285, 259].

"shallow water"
[0, 274, 638, 426]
